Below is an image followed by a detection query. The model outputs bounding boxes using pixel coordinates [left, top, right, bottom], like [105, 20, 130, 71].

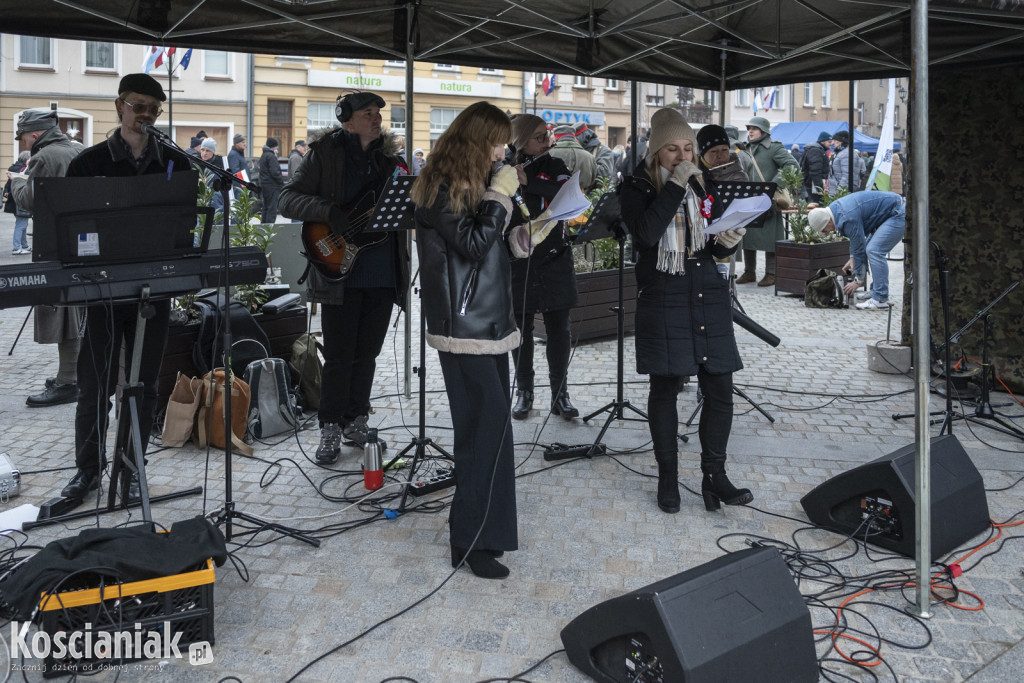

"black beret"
[118, 73, 166, 102]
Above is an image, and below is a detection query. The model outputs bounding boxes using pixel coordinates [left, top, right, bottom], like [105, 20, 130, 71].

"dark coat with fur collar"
[278, 129, 409, 306]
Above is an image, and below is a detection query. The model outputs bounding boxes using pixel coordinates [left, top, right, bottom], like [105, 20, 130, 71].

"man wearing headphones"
[279, 92, 410, 464]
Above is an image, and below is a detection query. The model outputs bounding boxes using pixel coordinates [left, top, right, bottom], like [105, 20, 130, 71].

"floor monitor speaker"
[560, 547, 818, 682]
[800, 434, 990, 560]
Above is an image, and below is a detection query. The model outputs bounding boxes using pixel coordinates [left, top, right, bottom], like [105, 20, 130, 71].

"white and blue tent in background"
[770, 121, 900, 153]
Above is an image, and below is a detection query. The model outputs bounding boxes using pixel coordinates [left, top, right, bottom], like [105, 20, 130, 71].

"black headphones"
[335, 94, 352, 123]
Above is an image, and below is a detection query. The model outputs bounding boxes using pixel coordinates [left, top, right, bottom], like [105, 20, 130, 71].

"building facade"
[525, 73, 633, 150]
[1, 35, 249, 164]
[252, 56, 524, 158]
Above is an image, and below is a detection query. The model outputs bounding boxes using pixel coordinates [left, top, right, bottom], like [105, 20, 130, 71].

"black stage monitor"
[32, 171, 209, 266]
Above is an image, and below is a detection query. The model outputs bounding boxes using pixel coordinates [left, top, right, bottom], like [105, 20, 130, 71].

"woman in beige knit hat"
[619, 108, 754, 515]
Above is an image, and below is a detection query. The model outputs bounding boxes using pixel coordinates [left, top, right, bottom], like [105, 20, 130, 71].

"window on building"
[391, 106, 406, 134]
[434, 63, 457, 71]
[384, 60, 406, 68]
[479, 67, 501, 75]
[204, 50, 230, 78]
[646, 83, 665, 106]
[857, 102, 865, 125]
[605, 79, 618, 89]
[894, 104, 900, 121]
[821, 82, 831, 108]
[770, 86, 785, 109]
[430, 108, 462, 140]
[803, 83, 813, 106]
[703, 90, 719, 111]
[574, 75, 589, 87]
[307, 102, 337, 132]
[878, 103, 885, 124]
[85, 42, 115, 71]
[19, 36, 53, 69]
[736, 89, 749, 107]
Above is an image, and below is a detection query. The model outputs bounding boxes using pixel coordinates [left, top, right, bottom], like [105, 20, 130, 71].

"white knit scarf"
[656, 166, 707, 275]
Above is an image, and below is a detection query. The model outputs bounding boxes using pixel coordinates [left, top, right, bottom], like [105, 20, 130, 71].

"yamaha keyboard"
[0, 247, 268, 309]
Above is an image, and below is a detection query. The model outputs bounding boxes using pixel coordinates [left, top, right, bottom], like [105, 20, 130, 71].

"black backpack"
[192, 294, 271, 376]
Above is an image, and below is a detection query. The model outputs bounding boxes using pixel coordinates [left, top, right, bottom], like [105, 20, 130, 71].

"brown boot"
[757, 273, 775, 287]
[735, 271, 756, 285]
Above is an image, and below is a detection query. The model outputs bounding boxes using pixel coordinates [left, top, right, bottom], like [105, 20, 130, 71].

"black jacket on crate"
[414, 184, 520, 355]
[507, 153, 578, 317]
[619, 166, 743, 377]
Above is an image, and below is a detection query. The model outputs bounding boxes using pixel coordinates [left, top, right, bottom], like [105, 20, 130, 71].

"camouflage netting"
[902, 65, 1024, 393]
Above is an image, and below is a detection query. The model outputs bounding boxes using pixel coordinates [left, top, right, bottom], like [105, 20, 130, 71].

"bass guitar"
[300, 189, 388, 282]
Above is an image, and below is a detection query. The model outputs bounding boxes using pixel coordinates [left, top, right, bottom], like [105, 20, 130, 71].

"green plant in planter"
[571, 176, 622, 273]
[786, 182, 850, 244]
[780, 165, 803, 199]
[228, 187, 278, 311]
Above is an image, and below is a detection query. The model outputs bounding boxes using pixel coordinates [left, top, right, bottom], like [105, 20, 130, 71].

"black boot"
[551, 392, 579, 419]
[655, 455, 680, 513]
[451, 544, 510, 579]
[512, 390, 533, 420]
[700, 462, 753, 511]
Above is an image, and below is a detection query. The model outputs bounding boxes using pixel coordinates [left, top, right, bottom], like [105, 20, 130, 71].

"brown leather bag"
[194, 369, 253, 456]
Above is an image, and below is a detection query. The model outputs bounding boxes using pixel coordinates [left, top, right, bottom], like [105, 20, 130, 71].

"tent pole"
[719, 40, 727, 127]
[909, 0, 932, 620]
[404, 2, 415, 399]
[848, 80, 855, 187]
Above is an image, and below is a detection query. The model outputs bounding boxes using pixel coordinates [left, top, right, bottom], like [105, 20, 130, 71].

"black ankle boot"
[656, 460, 680, 513]
[512, 390, 533, 420]
[551, 392, 579, 419]
[451, 544, 510, 579]
[701, 469, 753, 511]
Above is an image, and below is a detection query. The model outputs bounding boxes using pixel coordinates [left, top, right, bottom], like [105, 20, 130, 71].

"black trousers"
[648, 368, 733, 467]
[260, 185, 281, 224]
[318, 287, 395, 426]
[512, 308, 572, 396]
[75, 300, 170, 472]
[437, 351, 519, 552]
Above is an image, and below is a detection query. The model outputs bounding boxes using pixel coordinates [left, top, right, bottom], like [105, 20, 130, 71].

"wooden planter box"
[775, 240, 850, 296]
[534, 266, 637, 343]
[158, 304, 308, 407]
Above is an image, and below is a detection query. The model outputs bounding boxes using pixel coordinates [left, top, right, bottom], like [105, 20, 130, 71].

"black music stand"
[366, 176, 455, 513]
[574, 191, 663, 460]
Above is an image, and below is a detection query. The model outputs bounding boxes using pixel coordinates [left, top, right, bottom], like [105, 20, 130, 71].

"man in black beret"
[58, 73, 194, 501]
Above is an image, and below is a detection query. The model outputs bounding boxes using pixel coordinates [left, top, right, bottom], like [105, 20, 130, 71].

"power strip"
[409, 469, 455, 497]
[543, 443, 607, 461]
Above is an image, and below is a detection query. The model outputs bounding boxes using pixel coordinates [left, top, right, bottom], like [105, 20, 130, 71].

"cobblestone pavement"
[0, 212, 1022, 682]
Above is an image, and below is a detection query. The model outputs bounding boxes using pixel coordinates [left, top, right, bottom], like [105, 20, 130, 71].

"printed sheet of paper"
[705, 194, 772, 235]
[544, 171, 592, 221]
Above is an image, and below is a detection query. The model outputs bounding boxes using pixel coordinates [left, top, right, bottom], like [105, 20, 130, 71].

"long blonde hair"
[411, 101, 512, 215]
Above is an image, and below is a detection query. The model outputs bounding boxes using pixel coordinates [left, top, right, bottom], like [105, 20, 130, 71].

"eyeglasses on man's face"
[120, 98, 163, 117]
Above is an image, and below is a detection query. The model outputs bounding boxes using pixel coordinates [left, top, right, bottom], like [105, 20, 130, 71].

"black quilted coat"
[620, 167, 743, 377]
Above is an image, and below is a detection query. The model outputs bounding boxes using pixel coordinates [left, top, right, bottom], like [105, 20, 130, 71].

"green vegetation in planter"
[786, 182, 851, 245]
[780, 165, 803, 199]
[569, 176, 623, 273]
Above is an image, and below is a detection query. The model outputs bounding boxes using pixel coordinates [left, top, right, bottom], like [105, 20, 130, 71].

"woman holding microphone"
[411, 102, 520, 579]
[619, 108, 754, 515]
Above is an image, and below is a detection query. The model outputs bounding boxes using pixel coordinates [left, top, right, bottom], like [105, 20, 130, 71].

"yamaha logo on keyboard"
[0, 274, 48, 289]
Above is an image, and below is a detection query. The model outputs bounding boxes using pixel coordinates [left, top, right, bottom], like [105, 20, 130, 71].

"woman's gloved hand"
[716, 227, 746, 249]
[668, 161, 700, 188]
[488, 164, 520, 197]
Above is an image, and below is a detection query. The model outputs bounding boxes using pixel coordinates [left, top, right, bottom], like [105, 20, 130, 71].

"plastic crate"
[37, 559, 215, 678]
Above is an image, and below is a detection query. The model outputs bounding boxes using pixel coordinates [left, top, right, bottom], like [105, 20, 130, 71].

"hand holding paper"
[510, 208, 558, 257]
[716, 227, 746, 249]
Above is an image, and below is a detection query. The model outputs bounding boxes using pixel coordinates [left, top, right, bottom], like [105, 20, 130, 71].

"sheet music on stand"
[571, 190, 621, 243]
[712, 180, 776, 230]
[366, 175, 418, 233]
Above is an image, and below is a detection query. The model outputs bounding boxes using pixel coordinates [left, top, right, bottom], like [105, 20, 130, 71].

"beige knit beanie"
[647, 108, 697, 159]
